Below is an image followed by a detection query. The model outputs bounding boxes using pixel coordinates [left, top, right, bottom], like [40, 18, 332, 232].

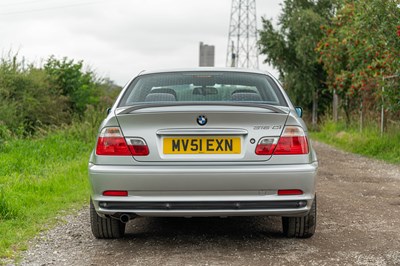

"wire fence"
[328, 74, 399, 135]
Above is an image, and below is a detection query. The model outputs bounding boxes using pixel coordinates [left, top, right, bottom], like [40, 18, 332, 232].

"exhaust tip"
[119, 214, 130, 223]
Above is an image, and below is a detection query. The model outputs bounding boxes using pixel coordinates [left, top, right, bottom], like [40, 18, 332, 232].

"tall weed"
[0, 186, 18, 220]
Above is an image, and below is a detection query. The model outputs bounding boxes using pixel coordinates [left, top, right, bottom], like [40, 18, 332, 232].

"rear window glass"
[118, 71, 287, 107]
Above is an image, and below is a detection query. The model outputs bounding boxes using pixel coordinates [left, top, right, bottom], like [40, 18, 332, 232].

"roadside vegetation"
[310, 120, 400, 164]
[0, 121, 92, 258]
[259, 0, 400, 163]
[0, 54, 120, 259]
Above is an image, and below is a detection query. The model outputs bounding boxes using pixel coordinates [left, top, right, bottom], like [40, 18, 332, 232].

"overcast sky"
[0, 0, 283, 86]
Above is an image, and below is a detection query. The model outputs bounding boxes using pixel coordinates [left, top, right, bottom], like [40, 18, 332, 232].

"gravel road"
[12, 141, 400, 265]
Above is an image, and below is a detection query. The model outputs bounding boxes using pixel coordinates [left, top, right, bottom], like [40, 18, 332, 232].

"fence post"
[360, 99, 363, 133]
[333, 89, 338, 122]
[312, 91, 318, 128]
[381, 83, 385, 136]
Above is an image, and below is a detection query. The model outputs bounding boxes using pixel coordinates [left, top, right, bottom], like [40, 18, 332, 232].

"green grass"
[310, 120, 400, 164]
[0, 125, 96, 259]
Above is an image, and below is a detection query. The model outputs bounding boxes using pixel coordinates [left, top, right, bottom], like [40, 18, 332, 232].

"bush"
[0, 54, 121, 138]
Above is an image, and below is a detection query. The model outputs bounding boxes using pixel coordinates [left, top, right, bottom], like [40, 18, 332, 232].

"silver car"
[89, 68, 318, 239]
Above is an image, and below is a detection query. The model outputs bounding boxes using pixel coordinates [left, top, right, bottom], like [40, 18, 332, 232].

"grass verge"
[0, 122, 97, 259]
[310, 120, 400, 164]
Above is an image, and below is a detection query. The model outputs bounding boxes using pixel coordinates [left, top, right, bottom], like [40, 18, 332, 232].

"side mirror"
[295, 107, 303, 118]
[106, 107, 112, 115]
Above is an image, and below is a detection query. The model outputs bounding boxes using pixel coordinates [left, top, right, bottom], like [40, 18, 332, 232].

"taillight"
[96, 127, 149, 156]
[274, 126, 309, 155]
[127, 138, 149, 156]
[255, 126, 309, 156]
[255, 137, 278, 155]
[96, 127, 131, 156]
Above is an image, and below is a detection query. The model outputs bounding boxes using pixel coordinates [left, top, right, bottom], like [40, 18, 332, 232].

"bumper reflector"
[103, 190, 128, 197]
[278, 189, 304, 196]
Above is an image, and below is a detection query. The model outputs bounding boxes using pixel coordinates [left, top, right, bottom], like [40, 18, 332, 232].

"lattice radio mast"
[226, 0, 259, 69]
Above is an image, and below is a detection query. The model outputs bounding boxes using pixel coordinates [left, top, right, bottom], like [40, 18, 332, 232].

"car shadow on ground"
[88, 216, 308, 265]
[122, 216, 285, 241]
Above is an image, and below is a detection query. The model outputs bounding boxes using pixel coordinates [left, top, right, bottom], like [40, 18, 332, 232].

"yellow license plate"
[163, 137, 241, 154]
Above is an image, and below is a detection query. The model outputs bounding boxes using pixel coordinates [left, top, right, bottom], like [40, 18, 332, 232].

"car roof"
[137, 67, 272, 76]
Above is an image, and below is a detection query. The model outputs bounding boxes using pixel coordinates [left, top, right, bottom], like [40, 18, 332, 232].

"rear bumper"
[89, 162, 318, 217]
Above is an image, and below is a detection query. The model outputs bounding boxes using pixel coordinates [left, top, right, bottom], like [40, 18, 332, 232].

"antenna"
[226, 0, 259, 69]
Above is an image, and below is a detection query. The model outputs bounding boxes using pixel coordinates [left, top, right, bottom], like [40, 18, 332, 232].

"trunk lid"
[115, 105, 289, 162]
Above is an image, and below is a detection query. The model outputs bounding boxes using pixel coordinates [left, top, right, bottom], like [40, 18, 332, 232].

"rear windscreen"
[118, 71, 287, 107]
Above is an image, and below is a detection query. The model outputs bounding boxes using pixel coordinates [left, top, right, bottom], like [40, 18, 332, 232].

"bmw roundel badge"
[197, 115, 207, 126]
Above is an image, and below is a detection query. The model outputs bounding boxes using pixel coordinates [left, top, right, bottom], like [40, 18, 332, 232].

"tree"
[44, 56, 101, 116]
[259, 0, 338, 126]
[317, 0, 400, 123]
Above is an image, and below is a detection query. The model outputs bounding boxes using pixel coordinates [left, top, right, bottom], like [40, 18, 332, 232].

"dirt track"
[16, 141, 400, 265]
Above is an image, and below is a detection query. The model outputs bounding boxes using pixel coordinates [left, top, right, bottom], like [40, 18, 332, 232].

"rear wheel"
[282, 195, 317, 238]
[90, 199, 125, 239]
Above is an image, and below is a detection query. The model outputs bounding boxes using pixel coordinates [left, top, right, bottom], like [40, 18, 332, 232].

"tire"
[282, 195, 317, 238]
[90, 199, 125, 239]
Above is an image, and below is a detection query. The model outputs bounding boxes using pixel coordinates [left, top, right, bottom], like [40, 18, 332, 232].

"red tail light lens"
[255, 137, 278, 155]
[96, 127, 131, 156]
[96, 128, 149, 156]
[127, 138, 150, 156]
[273, 126, 309, 155]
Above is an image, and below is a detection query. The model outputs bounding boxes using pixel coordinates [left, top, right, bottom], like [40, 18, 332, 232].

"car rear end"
[88, 68, 318, 238]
